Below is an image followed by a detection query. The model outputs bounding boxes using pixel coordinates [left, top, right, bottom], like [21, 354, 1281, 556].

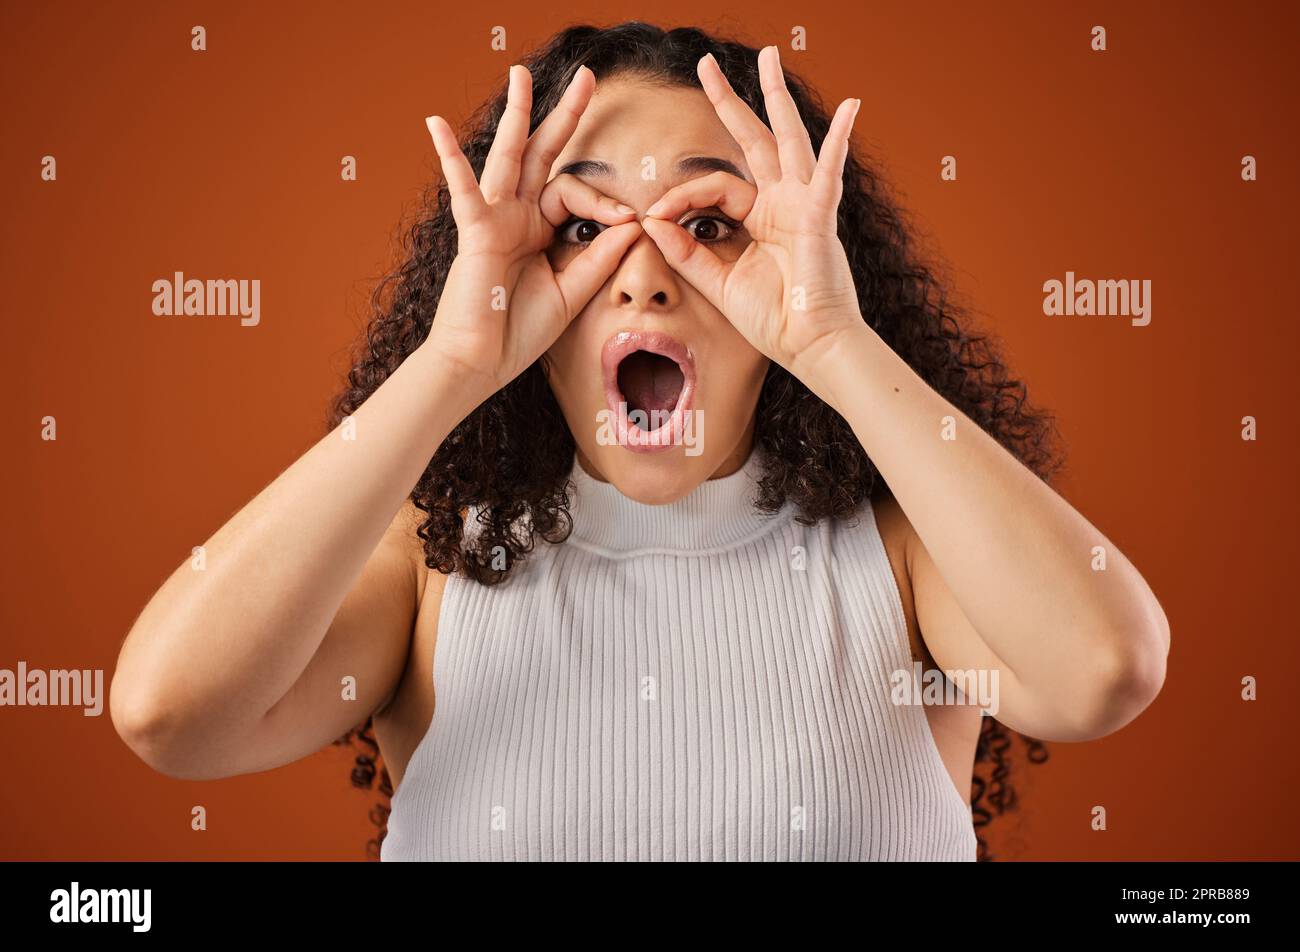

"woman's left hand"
[641, 46, 866, 391]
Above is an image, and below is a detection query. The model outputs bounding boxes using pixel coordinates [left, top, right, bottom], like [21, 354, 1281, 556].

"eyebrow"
[556, 155, 752, 184]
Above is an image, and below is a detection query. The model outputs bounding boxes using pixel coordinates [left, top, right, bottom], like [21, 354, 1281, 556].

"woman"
[110, 22, 1170, 862]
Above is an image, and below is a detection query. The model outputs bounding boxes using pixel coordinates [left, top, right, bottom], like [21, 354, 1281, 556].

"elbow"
[1068, 613, 1170, 739]
[110, 674, 222, 780]
[110, 676, 181, 777]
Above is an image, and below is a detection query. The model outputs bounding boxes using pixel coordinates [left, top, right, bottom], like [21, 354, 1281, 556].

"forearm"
[113, 341, 483, 735]
[814, 325, 1168, 693]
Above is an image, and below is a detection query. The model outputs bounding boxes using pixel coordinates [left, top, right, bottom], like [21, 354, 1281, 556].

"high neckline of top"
[565, 447, 786, 557]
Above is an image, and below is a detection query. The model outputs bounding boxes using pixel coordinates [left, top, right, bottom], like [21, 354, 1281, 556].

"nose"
[606, 229, 681, 312]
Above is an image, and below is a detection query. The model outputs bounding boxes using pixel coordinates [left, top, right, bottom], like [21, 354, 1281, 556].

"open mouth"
[601, 331, 697, 452]
[617, 351, 685, 428]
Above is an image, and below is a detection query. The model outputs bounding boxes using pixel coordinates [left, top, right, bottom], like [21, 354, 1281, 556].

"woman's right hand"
[422, 64, 642, 399]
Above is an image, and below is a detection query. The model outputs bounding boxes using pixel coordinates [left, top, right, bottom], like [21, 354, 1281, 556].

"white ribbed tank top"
[381, 449, 977, 861]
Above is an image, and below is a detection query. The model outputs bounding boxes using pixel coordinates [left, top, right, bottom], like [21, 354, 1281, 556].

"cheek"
[713, 322, 766, 383]
[701, 340, 768, 413]
[543, 317, 602, 418]
[543, 336, 578, 406]
[723, 353, 769, 402]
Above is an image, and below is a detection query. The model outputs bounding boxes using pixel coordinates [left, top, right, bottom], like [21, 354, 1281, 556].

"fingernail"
[615, 203, 635, 214]
[645, 199, 663, 216]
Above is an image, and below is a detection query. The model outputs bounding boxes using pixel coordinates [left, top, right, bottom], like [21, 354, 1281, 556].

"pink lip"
[600, 330, 697, 453]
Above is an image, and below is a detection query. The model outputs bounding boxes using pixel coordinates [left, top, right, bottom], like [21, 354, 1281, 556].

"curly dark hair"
[331, 20, 1065, 862]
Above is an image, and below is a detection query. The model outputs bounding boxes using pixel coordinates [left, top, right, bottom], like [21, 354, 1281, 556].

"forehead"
[548, 76, 752, 184]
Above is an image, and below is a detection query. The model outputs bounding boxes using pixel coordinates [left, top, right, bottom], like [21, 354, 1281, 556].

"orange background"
[2, 1, 1296, 860]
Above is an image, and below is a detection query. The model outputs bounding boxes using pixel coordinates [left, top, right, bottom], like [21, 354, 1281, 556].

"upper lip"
[601, 330, 694, 380]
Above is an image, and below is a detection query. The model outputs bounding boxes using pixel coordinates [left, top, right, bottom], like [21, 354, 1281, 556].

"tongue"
[618, 351, 684, 425]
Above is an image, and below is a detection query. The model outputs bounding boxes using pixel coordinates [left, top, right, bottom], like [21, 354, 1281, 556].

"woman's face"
[543, 74, 769, 504]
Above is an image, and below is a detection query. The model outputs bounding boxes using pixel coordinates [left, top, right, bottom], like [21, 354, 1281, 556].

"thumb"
[641, 217, 729, 312]
[552, 221, 642, 321]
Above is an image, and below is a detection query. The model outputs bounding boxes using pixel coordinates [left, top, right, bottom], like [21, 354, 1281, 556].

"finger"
[480, 64, 532, 201]
[810, 97, 861, 213]
[425, 114, 488, 224]
[553, 221, 643, 321]
[696, 53, 782, 187]
[643, 170, 757, 223]
[538, 174, 637, 230]
[518, 65, 595, 201]
[641, 216, 729, 311]
[759, 46, 817, 182]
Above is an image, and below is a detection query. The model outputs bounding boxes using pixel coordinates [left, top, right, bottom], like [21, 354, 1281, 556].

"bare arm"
[110, 347, 482, 778]
[110, 62, 643, 779]
[820, 328, 1170, 742]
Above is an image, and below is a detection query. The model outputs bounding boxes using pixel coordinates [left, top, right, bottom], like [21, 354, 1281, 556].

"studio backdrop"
[2, 0, 1296, 861]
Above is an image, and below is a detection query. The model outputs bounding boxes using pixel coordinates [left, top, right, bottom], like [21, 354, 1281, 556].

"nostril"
[618, 291, 668, 306]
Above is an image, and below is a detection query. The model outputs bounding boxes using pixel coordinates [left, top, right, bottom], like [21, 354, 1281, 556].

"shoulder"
[868, 491, 915, 573]
[376, 498, 427, 577]
[394, 499, 455, 635]
[865, 490, 932, 667]
[369, 500, 447, 717]
[865, 492, 986, 679]
[386, 498, 450, 603]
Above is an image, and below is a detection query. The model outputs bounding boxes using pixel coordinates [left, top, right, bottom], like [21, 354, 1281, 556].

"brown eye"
[681, 215, 738, 243]
[559, 218, 607, 245]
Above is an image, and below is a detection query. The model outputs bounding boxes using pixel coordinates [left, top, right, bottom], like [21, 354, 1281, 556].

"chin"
[586, 449, 719, 505]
